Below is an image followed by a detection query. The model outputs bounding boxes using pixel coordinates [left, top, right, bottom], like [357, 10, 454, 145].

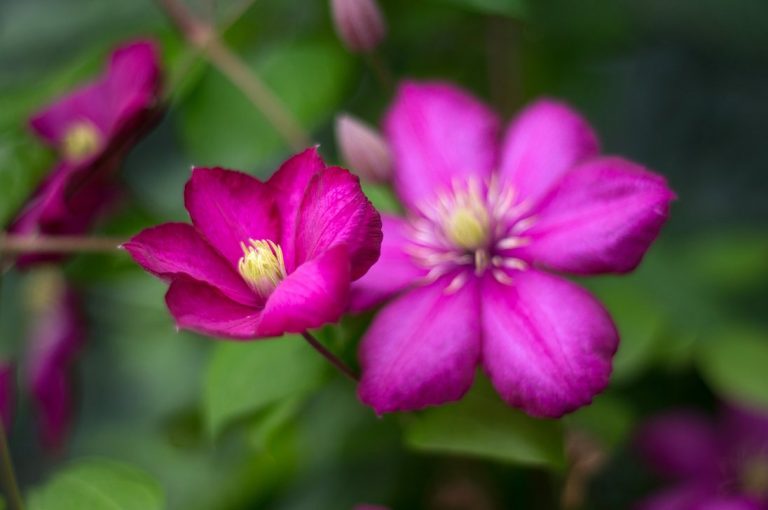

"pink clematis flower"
[125, 148, 382, 339]
[352, 81, 675, 417]
[25, 270, 85, 451]
[0, 362, 14, 431]
[8, 40, 162, 266]
[636, 406, 768, 510]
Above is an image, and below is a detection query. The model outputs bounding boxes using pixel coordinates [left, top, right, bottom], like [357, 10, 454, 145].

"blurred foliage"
[0, 0, 767, 508]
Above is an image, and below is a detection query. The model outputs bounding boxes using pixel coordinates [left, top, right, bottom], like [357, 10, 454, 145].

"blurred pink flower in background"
[0, 362, 15, 431]
[9, 40, 162, 266]
[24, 269, 85, 451]
[353, 81, 675, 418]
[636, 405, 768, 510]
[126, 147, 382, 339]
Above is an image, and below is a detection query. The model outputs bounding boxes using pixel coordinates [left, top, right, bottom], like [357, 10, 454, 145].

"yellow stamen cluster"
[237, 239, 287, 298]
[62, 121, 102, 162]
[446, 206, 490, 251]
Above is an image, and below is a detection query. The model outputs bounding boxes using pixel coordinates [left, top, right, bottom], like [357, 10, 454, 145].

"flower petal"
[521, 157, 675, 274]
[257, 245, 351, 336]
[481, 270, 617, 418]
[635, 411, 722, 481]
[638, 486, 761, 510]
[358, 275, 481, 414]
[267, 147, 325, 268]
[165, 280, 263, 340]
[184, 167, 279, 267]
[349, 214, 426, 312]
[0, 362, 14, 431]
[27, 279, 84, 450]
[498, 99, 599, 206]
[385, 81, 500, 211]
[104, 40, 161, 130]
[123, 222, 258, 306]
[294, 166, 382, 280]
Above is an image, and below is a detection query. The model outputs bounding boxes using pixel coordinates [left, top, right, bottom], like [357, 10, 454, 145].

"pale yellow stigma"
[446, 206, 490, 251]
[237, 239, 287, 298]
[61, 121, 102, 162]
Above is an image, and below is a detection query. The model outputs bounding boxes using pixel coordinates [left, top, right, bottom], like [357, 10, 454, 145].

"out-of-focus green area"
[1, 0, 767, 508]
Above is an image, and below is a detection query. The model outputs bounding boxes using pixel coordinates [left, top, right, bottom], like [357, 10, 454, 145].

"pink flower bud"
[330, 0, 386, 53]
[335, 114, 392, 183]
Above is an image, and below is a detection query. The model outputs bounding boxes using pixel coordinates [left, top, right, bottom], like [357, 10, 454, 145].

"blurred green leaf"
[565, 395, 634, 449]
[588, 279, 666, 383]
[180, 40, 353, 170]
[0, 130, 52, 228]
[405, 378, 565, 468]
[435, 0, 526, 17]
[697, 328, 768, 410]
[27, 458, 164, 510]
[684, 231, 768, 294]
[360, 182, 403, 215]
[204, 336, 325, 436]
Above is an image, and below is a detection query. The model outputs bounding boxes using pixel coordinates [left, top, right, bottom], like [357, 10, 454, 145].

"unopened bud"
[330, 0, 386, 53]
[336, 114, 392, 183]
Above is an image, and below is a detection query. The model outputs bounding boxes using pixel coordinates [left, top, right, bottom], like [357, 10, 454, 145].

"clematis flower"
[8, 40, 161, 266]
[24, 269, 85, 450]
[124, 148, 382, 340]
[352, 81, 675, 417]
[0, 362, 14, 431]
[636, 405, 768, 509]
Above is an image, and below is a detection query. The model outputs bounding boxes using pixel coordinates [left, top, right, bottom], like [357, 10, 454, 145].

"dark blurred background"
[1, 0, 767, 508]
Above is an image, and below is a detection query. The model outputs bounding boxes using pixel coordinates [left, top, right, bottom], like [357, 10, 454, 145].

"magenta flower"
[8, 40, 161, 265]
[25, 272, 85, 450]
[636, 406, 768, 509]
[352, 82, 675, 417]
[0, 362, 14, 431]
[125, 148, 382, 339]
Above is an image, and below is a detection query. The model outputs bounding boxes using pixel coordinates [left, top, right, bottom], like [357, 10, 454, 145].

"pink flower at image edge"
[125, 147, 382, 340]
[351, 81, 676, 418]
[9, 39, 162, 266]
[636, 405, 768, 509]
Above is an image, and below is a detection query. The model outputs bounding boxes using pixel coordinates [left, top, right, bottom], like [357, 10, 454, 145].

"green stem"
[301, 331, 359, 382]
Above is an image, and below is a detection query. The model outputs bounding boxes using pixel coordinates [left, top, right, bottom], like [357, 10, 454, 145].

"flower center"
[742, 456, 768, 499]
[61, 121, 102, 162]
[445, 206, 489, 251]
[237, 239, 287, 298]
[407, 176, 534, 292]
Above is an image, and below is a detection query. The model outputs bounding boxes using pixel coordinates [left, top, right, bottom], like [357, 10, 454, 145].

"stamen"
[444, 272, 469, 294]
[492, 269, 514, 285]
[62, 121, 102, 162]
[497, 236, 530, 250]
[237, 239, 287, 298]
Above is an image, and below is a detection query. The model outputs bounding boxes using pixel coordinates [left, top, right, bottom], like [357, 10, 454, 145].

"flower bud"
[330, 0, 386, 53]
[335, 114, 392, 183]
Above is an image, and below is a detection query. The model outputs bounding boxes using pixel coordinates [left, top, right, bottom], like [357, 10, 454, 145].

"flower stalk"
[0, 421, 22, 510]
[157, 0, 311, 150]
[0, 235, 125, 255]
[301, 331, 359, 382]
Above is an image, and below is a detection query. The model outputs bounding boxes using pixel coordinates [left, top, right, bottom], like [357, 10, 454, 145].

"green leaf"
[435, 0, 526, 18]
[27, 458, 164, 510]
[565, 395, 634, 449]
[405, 377, 564, 468]
[180, 40, 353, 170]
[204, 336, 325, 436]
[697, 328, 768, 410]
[0, 130, 52, 228]
[360, 182, 403, 215]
